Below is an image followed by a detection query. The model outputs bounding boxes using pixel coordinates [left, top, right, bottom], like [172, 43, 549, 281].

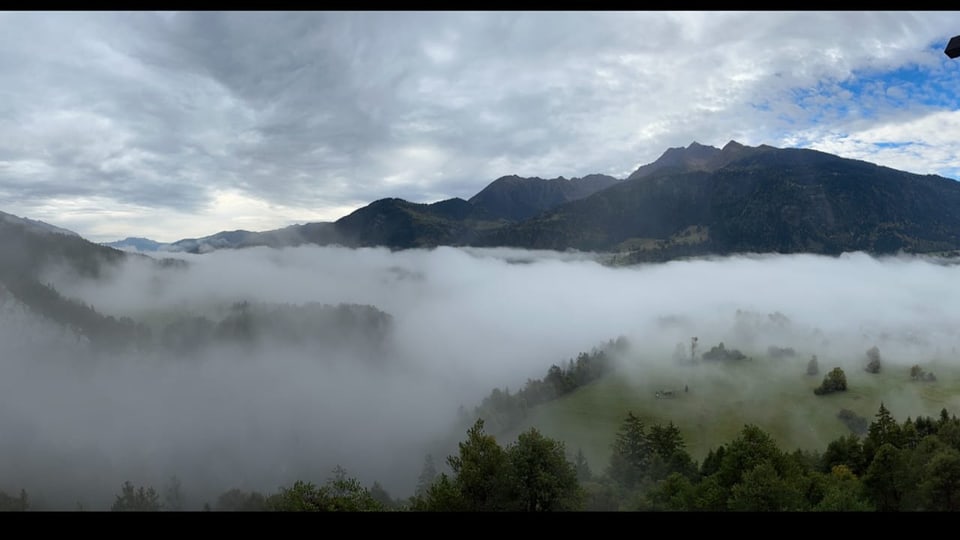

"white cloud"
[0, 11, 958, 240]
[785, 109, 960, 176]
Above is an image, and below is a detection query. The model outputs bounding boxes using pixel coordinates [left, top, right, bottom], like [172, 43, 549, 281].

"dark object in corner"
[946, 35, 960, 59]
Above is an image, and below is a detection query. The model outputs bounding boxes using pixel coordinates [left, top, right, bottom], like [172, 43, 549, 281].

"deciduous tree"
[447, 419, 509, 511]
[814, 367, 847, 395]
[268, 467, 385, 512]
[504, 428, 583, 511]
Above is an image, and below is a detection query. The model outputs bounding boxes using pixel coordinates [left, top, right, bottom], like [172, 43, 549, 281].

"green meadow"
[495, 353, 960, 473]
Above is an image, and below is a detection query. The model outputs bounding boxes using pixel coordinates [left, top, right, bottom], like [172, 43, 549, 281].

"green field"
[495, 354, 960, 473]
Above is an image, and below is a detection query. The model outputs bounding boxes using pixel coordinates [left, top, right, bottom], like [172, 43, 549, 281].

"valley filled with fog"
[3, 246, 960, 509]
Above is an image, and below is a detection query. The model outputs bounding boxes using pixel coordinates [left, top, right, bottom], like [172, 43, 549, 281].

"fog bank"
[3, 247, 958, 508]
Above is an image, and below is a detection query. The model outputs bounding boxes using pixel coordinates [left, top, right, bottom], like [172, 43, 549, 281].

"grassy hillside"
[495, 353, 960, 474]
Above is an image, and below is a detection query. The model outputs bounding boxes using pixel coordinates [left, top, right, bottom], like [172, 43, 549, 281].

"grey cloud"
[1, 12, 959, 239]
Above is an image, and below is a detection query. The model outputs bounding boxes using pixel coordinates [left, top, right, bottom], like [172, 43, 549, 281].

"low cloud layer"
[3, 247, 960, 508]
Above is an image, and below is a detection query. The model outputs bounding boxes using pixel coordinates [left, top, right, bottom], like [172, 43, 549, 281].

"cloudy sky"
[2, 11, 959, 242]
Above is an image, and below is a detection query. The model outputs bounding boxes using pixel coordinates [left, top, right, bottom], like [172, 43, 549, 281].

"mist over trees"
[471, 338, 626, 433]
[807, 355, 819, 376]
[701, 342, 748, 362]
[3, 241, 960, 510]
[409, 419, 583, 511]
[5, 385, 960, 511]
[910, 364, 937, 382]
[111, 482, 161, 512]
[268, 467, 386, 512]
[814, 367, 848, 395]
[0, 490, 29, 512]
[866, 346, 882, 374]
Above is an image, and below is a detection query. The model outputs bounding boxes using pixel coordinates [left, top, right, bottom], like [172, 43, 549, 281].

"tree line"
[4, 402, 958, 511]
[467, 337, 628, 433]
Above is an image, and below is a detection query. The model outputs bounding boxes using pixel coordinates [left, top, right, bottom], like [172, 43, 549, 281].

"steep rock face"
[627, 141, 722, 180]
[626, 140, 773, 180]
[468, 174, 620, 221]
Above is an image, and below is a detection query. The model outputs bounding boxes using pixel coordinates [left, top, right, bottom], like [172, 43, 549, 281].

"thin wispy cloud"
[1, 11, 958, 241]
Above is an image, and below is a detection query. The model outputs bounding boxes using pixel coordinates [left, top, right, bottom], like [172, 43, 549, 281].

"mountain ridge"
[86, 140, 960, 261]
[0, 210, 80, 238]
[478, 143, 960, 262]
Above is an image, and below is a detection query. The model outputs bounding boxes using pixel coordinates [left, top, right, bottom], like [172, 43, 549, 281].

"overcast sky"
[2, 11, 959, 242]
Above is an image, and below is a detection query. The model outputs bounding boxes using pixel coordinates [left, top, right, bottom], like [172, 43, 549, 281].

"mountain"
[0, 212, 146, 350]
[0, 208, 395, 358]
[107, 222, 342, 254]
[468, 174, 620, 221]
[0, 210, 79, 238]
[104, 237, 168, 252]
[160, 197, 496, 252]
[330, 198, 487, 249]
[138, 174, 620, 253]
[169, 230, 259, 253]
[0, 211, 126, 280]
[0, 210, 200, 352]
[478, 142, 960, 262]
[111, 174, 619, 253]
[99, 140, 960, 261]
[625, 140, 775, 181]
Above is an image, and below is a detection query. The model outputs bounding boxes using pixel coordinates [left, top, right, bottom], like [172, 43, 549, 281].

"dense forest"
[3, 401, 956, 511]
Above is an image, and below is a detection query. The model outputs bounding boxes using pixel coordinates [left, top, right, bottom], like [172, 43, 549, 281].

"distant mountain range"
[100, 140, 960, 262]
[103, 172, 620, 253]
[3, 139, 960, 347]
[105, 237, 168, 252]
